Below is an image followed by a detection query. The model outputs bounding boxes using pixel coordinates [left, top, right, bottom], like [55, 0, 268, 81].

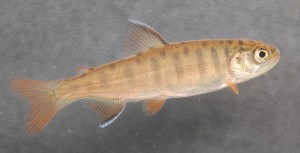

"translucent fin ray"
[9, 79, 62, 136]
[143, 99, 166, 116]
[226, 80, 239, 95]
[86, 98, 125, 127]
[124, 20, 167, 54]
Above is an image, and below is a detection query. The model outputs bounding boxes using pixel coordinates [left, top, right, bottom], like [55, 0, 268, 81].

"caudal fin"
[10, 79, 60, 136]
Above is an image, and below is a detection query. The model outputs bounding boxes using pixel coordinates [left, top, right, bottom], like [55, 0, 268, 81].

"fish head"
[229, 40, 280, 83]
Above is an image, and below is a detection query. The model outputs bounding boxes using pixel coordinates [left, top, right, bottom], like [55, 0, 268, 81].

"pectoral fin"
[86, 98, 125, 128]
[143, 99, 166, 116]
[225, 80, 239, 95]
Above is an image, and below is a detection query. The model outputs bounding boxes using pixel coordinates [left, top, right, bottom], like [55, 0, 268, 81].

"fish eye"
[259, 51, 266, 58]
[254, 48, 269, 63]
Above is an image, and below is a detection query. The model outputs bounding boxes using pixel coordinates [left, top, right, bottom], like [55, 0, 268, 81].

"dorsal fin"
[124, 20, 167, 54]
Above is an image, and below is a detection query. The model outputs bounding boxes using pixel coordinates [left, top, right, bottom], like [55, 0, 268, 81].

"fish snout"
[270, 46, 280, 62]
[273, 48, 280, 61]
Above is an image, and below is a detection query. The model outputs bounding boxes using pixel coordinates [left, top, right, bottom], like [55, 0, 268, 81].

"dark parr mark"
[79, 73, 88, 78]
[183, 47, 189, 56]
[211, 47, 220, 74]
[238, 40, 244, 45]
[172, 52, 183, 77]
[123, 65, 134, 84]
[224, 46, 229, 57]
[70, 84, 79, 90]
[109, 63, 116, 70]
[86, 67, 95, 72]
[135, 52, 144, 65]
[223, 46, 230, 65]
[135, 57, 142, 65]
[99, 72, 108, 88]
[150, 57, 160, 71]
[86, 81, 94, 86]
[150, 57, 161, 83]
[160, 49, 166, 59]
[136, 52, 144, 56]
[227, 40, 233, 44]
[86, 80, 96, 91]
[238, 40, 246, 51]
[201, 41, 208, 47]
[195, 48, 205, 74]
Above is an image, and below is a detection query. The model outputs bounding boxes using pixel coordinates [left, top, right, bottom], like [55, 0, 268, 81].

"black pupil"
[259, 51, 266, 58]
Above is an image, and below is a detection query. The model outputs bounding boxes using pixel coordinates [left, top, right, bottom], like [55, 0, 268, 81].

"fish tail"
[9, 79, 61, 136]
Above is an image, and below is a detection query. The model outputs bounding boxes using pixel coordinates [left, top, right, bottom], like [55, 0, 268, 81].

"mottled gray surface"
[0, 0, 299, 152]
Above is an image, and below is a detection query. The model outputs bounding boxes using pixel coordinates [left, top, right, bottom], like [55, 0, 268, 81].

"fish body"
[10, 20, 280, 135]
[56, 40, 245, 100]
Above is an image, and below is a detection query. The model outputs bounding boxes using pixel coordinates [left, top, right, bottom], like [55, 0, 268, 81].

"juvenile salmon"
[10, 20, 280, 135]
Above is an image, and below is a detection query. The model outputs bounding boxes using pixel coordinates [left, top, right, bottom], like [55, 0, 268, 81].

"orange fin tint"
[226, 80, 239, 95]
[9, 79, 61, 136]
[124, 20, 167, 54]
[86, 99, 125, 128]
[143, 99, 166, 116]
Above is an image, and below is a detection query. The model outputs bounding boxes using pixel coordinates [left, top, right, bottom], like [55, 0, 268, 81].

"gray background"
[0, 0, 299, 153]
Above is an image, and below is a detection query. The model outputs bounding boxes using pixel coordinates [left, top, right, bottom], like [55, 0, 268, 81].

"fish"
[9, 20, 280, 136]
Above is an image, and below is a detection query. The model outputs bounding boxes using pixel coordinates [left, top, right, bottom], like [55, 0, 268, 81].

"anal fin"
[143, 99, 166, 116]
[86, 98, 125, 128]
